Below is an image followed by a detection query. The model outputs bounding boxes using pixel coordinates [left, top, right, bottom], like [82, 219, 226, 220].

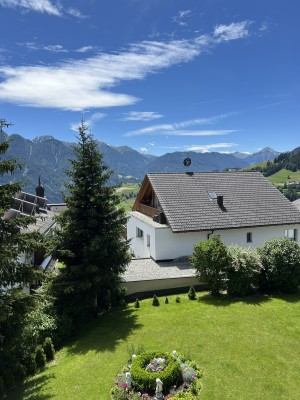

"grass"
[115, 183, 140, 212]
[7, 292, 300, 400]
[268, 169, 300, 184]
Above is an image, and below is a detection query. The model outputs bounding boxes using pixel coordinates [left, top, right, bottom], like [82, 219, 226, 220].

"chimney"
[217, 195, 223, 208]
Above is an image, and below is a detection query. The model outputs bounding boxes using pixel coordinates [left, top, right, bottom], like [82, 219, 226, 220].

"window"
[246, 232, 252, 243]
[136, 227, 143, 239]
[284, 229, 297, 240]
[147, 234, 150, 247]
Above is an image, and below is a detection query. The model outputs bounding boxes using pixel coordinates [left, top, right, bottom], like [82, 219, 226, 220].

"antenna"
[183, 157, 191, 167]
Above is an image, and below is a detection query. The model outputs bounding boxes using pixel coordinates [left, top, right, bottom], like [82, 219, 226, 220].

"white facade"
[128, 212, 300, 261]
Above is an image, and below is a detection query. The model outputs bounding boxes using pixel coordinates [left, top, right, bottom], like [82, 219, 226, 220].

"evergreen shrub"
[187, 285, 196, 300]
[130, 351, 181, 393]
[24, 355, 37, 375]
[258, 238, 300, 293]
[12, 363, 26, 382]
[35, 345, 46, 369]
[191, 236, 231, 295]
[226, 246, 262, 296]
[152, 294, 160, 306]
[43, 337, 55, 361]
[134, 298, 140, 308]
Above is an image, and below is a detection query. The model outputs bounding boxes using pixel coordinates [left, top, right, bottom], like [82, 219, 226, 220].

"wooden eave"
[132, 175, 162, 218]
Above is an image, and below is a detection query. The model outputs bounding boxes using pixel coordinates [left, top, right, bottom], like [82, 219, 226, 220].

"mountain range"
[0, 132, 280, 202]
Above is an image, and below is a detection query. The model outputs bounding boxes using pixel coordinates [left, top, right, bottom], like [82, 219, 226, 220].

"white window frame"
[284, 228, 297, 240]
[136, 227, 144, 239]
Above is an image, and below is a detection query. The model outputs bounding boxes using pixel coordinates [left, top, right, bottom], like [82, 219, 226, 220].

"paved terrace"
[121, 257, 196, 282]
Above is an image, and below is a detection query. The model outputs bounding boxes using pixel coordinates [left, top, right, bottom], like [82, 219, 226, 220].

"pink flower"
[142, 394, 149, 398]
[122, 383, 128, 389]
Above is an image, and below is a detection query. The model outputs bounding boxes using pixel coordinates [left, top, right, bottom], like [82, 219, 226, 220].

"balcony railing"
[138, 203, 161, 218]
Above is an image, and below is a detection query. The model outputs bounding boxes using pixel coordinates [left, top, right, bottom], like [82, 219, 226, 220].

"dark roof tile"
[146, 172, 300, 232]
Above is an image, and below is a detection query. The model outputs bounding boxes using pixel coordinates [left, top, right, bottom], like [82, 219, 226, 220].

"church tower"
[35, 177, 45, 198]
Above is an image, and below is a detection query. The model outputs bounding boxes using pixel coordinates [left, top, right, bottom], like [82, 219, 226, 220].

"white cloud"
[214, 21, 250, 42]
[76, 46, 97, 53]
[173, 9, 192, 26]
[0, 0, 62, 15]
[122, 111, 163, 121]
[20, 42, 68, 52]
[125, 112, 238, 136]
[70, 112, 106, 132]
[0, 21, 252, 111]
[139, 147, 149, 153]
[66, 7, 87, 19]
[184, 143, 237, 152]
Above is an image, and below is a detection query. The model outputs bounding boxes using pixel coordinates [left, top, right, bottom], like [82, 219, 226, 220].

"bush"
[2, 369, 15, 389]
[134, 298, 140, 308]
[187, 285, 196, 300]
[226, 246, 262, 296]
[43, 337, 55, 361]
[152, 294, 160, 306]
[35, 345, 47, 369]
[24, 355, 37, 375]
[191, 236, 231, 295]
[0, 376, 5, 397]
[258, 238, 300, 293]
[12, 362, 26, 382]
[176, 296, 181, 303]
[130, 351, 182, 393]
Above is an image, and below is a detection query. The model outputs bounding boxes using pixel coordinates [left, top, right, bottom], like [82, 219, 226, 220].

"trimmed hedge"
[130, 351, 181, 393]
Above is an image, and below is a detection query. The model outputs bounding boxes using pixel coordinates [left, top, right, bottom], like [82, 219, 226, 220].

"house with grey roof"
[127, 171, 300, 261]
[2, 180, 62, 293]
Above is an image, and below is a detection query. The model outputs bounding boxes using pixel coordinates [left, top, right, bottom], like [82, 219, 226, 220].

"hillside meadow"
[6, 292, 300, 400]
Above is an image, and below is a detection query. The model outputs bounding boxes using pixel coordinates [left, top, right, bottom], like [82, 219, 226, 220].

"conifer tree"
[52, 121, 130, 321]
[0, 119, 42, 376]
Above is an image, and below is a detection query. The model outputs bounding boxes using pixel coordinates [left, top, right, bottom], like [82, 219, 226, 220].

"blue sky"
[0, 0, 299, 156]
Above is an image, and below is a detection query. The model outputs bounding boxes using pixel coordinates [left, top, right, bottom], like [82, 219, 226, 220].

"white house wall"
[128, 214, 300, 261]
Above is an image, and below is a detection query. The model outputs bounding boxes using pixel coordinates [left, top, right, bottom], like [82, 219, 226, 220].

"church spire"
[35, 176, 45, 198]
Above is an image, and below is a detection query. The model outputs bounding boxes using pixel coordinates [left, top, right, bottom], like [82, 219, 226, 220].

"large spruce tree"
[52, 121, 130, 322]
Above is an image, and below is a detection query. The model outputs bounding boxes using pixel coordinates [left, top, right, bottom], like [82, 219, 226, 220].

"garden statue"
[155, 378, 164, 400]
[125, 372, 131, 389]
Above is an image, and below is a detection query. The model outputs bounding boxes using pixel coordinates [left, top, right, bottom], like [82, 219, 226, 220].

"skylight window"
[209, 191, 217, 199]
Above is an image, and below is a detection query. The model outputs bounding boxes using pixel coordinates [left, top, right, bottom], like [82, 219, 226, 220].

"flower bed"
[111, 351, 202, 400]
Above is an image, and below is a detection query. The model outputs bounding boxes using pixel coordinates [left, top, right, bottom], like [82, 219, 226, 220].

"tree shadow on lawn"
[269, 292, 300, 303]
[198, 292, 272, 307]
[7, 373, 55, 400]
[65, 307, 143, 356]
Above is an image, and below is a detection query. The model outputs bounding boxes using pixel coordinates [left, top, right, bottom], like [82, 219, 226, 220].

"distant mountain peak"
[32, 135, 55, 143]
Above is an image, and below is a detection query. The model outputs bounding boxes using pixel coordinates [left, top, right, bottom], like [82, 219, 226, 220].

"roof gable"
[135, 172, 300, 232]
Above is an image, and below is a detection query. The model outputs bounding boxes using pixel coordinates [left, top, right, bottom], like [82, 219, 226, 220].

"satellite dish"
[183, 157, 191, 167]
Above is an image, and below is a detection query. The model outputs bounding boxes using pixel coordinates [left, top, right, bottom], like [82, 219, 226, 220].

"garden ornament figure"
[125, 372, 131, 389]
[155, 378, 164, 400]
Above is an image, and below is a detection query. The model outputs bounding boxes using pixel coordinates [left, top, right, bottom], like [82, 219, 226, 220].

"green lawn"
[268, 169, 300, 184]
[7, 292, 300, 400]
[115, 183, 140, 212]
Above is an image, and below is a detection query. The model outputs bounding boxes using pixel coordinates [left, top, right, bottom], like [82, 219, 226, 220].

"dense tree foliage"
[191, 236, 231, 295]
[258, 238, 300, 293]
[51, 121, 130, 326]
[226, 246, 262, 296]
[0, 121, 52, 387]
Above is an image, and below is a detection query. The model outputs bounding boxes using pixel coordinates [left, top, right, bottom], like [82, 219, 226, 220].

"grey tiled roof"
[147, 172, 300, 232]
[293, 198, 300, 211]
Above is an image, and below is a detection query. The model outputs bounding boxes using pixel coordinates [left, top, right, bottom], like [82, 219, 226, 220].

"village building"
[127, 171, 300, 262]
